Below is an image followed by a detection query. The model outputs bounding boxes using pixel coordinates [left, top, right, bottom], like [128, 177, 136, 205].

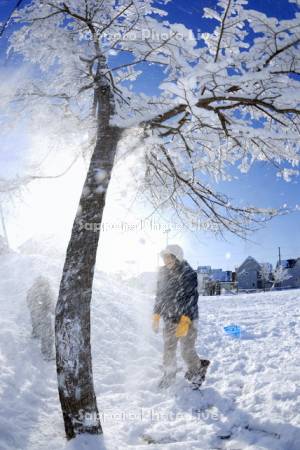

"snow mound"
[64, 434, 107, 450]
[18, 235, 65, 260]
[0, 235, 12, 255]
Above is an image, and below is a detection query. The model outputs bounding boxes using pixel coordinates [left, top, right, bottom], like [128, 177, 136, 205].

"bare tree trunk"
[55, 87, 122, 439]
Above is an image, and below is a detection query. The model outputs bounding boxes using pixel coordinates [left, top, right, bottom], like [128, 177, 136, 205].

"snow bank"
[64, 434, 107, 450]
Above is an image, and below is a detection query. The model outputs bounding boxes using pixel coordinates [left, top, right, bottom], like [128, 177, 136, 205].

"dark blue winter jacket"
[153, 260, 199, 323]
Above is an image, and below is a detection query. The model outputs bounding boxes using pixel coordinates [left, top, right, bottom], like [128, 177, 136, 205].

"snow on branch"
[6, 0, 300, 236]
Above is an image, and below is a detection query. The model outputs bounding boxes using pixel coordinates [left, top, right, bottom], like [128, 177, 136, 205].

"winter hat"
[160, 244, 184, 262]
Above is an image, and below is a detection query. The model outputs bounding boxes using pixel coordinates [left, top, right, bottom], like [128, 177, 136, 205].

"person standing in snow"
[26, 276, 55, 360]
[152, 245, 210, 389]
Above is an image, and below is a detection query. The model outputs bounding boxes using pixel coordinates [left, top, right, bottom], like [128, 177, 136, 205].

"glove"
[152, 314, 160, 333]
[176, 315, 191, 337]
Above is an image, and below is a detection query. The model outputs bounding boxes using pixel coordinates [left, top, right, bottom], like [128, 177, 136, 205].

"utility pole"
[278, 246, 281, 266]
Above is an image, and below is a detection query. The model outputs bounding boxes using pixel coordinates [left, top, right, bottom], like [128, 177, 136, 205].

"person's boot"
[158, 371, 176, 389]
[185, 359, 210, 389]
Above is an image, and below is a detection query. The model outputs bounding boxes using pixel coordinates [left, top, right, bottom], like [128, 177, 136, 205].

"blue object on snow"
[224, 325, 241, 338]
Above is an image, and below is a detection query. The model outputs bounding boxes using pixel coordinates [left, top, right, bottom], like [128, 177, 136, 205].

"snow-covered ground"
[0, 252, 300, 450]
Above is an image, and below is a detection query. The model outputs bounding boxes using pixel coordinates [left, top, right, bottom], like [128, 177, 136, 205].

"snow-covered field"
[0, 252, 300, 450]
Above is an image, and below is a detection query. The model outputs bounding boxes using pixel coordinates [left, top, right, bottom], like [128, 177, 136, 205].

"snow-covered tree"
[6, 0, 300, 440]
[272, 264, 292, 289]
[259, 263, 272, 291]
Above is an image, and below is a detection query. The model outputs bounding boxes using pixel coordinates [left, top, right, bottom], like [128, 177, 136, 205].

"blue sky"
[0, 0, 299, 272]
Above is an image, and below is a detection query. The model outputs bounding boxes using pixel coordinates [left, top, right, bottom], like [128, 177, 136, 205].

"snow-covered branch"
[6, 0, 300, 238]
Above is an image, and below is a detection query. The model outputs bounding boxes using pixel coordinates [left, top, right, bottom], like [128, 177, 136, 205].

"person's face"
[163, 253, 177, 269]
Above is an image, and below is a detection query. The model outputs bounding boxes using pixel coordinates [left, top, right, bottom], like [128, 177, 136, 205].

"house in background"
[197, 266, 212, 274]
[211, 269, 232, 282]
[237, 257, 274, 291]
[236, 256, 262, 291]
[277, 258, 300, 289]
[198, 255, 300, 294]
[197, 266, 236, 295]
[197, 266, 212, 294]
